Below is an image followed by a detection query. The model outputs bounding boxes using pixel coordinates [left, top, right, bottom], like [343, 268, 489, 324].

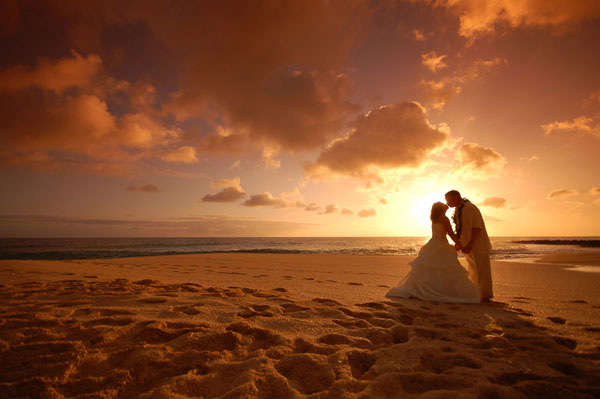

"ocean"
[1, 236, 599, 261]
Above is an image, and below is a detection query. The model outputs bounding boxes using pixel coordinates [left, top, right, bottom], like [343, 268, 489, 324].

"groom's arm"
[462, 227, 481, 254]
[442, 217, 461, 247]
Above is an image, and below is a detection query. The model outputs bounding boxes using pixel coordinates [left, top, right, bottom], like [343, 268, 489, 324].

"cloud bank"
[0, 0, 371, 173]
[306, 102, 447, 181]
[202, 177, 246, 203]
[457, 142, 506, 178]
[547, 189, 578, 199]
[480, 197, 506, 208]
[440, 0, 600, 37]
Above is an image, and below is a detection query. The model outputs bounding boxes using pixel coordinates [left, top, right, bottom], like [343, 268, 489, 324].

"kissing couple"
[386, 190, 493, 304]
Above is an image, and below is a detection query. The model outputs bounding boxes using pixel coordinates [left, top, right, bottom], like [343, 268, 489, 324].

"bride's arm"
[442, 216, 461, 246]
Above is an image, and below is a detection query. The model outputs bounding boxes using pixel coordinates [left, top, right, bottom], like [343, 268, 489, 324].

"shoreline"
[3, 250, 600, 267]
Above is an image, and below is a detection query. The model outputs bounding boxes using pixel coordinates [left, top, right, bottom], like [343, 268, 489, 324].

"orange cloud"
[242, 192, 302, 209]
[126, 184, 160, 193]
[412, 29, 427, 41]
[202, 177, 246, 203]
[480, 197, 506, 208]
[541, 116, 600, 138]
[547, 189, 578, 199]
[439, 0, 600, 38]
[521, 154, 539, 162]
[210, 177, 243, 190]
[417, 57, 505, 109]
[320, 204, 339, 215]
[0, 48, 182, 174]
[590, 187, 600, 196]
[421, 51, 448, 72]
[137, 1, 369, 153]
[305, 203, 320, 212]
[457, 142, 506, 178]
[0, 50, 101, 93]
[161, 146, 198, 164]
[196, 127, 249, 155]
[341, 208, 354, 215]
[417, 79, 461, 110]
[202, 187, 246, 203]
[0, 1, 372, 174]
[306, 102, 447, 180]
[358, 208, 377, 218]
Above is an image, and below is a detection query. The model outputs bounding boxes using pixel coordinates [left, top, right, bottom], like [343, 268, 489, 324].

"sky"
[1, 0, 599, 237]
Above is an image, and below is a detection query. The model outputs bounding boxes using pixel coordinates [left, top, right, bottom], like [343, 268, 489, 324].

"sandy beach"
[1, 253, 599, 398]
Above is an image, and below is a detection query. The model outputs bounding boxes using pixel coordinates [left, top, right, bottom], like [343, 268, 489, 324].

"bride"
[386, 202, 480, 303]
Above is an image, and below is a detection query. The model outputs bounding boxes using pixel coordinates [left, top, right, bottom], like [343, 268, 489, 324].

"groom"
[445, 190, 493, 302]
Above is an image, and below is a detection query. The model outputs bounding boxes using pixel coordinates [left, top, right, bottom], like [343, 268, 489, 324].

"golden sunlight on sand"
[1, 254, 599, 398]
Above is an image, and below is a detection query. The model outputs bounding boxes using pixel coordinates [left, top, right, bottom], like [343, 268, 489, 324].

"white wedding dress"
[386, 223, 480, 303]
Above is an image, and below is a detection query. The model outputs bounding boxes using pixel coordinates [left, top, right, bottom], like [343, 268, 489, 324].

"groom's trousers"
[465, 251, 493, 299]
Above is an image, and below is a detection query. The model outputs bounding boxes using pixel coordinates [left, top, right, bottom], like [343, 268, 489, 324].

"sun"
[410, 192, 449, 231]
[380, 186, 449, 236]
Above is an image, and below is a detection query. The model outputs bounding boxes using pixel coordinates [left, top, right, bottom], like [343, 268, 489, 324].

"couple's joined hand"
[454, 243, 472, 254]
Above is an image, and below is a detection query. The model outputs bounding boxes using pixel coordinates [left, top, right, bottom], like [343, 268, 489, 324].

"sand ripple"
[1, 279, 599, 398]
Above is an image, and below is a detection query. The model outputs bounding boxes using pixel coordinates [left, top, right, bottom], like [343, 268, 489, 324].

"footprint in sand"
[490, 371, 544, 386]
[553, 336, 577, 349]
[133, 326, 181, 344]
[377, 284, 390, 288]
[507, 307, 533, 317]
[83, 317, 134, 327]
[338, 307, 373, 320]
[348, 282, 363, 286]
[238, 305, 273, 318]
[139, 297, 168, 304]
[99, 309, 135, 316]
[420, 352, 481, 373]
[173, 306, 201, 316]
[347, 350, 376, 378]
[73, 308, 92, 317]
[275, 353, 335, 395]
[333, 319, 370, 329]
[547, 316, 566, 324]
[304, 277, 315, 281]
[280, 303, 310, 313]
[357, 302, 386, 310]
[312, 298, 342, 306]
[133, 279, 159, 286]
[250, 304, 271, 312]
[548, 360, 584, 377]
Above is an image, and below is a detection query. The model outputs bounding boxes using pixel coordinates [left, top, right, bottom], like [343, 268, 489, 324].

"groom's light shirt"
[459, 202, 492, 253]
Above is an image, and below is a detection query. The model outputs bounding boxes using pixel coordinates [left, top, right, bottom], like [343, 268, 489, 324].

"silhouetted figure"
[386, 202, 479, 303]
[445, 190, 493, 302]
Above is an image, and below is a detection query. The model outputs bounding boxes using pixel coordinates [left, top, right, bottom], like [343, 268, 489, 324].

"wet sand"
[1, 253, 599, 398]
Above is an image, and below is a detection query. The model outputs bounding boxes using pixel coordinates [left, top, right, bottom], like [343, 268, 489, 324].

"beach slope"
[1, 254, 599, 398]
